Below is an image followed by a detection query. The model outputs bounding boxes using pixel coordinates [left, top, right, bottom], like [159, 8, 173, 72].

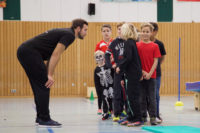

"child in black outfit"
[94, 50, 114, 120]
[116, 23, 143, 126]
[105, 22, 127, 122]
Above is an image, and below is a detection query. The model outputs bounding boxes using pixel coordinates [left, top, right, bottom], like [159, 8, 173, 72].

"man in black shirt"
[17, 19, 88, 127]
[150, 22, 166, 122]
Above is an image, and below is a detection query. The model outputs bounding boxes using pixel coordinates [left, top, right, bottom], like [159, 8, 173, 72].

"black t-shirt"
[118, 39, 142, 80]
[155, 39, 166, 77]
[105, 37, 125, 68]
[23, 28, 75, 60]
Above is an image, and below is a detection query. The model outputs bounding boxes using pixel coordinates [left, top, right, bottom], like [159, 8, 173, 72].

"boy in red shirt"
[136, 23, 161, 125]
[95, 24, 112, 53]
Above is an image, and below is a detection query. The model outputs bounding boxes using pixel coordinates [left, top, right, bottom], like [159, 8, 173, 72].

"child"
[95, 24, 112, 52]
[116, 23, 143, 126]
[137, 23, 161, 125]
[105, 22, 127, 122]
[95, 24, 113, 115]
[150, 22, 166, 123]
[94, 50, 114, 120]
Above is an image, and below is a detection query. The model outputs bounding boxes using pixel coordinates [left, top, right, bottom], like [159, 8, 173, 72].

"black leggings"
[113, 72, 124, 116]
[125, 77, 142, 122]
[95, 86, 103, 109]
[17, 44, 50, 121]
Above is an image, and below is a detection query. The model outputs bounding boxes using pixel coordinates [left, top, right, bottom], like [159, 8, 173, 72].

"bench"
[186, 82, 200, 111]
[86, 87, 97, 98]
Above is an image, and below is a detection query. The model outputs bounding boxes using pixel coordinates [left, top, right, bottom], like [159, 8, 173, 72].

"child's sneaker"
[142, 117, 148, 125]
[108, 111, 112, 117]
[150, 117, 158, 125]
[37, 119, 62, 128]
[127, 121, 143, 127]
[120, 111, 127, 117]
[113, 116, 120, 122]
[120, 120, 130, 125]
[156, 117, 163, 124]
[102, 113, 110, 120]
[97, 109, 102, 115]
[118, 117, 127, 124]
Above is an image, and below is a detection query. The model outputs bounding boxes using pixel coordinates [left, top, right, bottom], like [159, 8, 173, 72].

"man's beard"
[78, 32, 83, 40]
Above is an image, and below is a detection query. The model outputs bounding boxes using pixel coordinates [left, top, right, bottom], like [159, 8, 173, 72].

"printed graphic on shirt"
[100, 42, 107, 48]
[103, 87, 113, 98]
[115, 42, 124, 59]
[96, 67, 113, 87]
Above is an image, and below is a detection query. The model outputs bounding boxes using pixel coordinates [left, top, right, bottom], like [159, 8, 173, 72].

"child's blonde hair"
[94, 50, 104, 57]
[140, 22, 154, 32]
[121, 23, 138, 40]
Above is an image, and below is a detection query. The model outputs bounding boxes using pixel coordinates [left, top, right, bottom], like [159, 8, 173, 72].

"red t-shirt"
[136, 41, 161, 78]
[95, 39, 115, 65]
[95, 39, 112, 53]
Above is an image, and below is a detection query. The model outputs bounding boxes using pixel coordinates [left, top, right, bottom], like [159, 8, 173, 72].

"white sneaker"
[156, 117, 163, 124]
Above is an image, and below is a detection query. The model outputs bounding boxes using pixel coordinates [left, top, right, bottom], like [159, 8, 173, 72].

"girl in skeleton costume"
[94, 50, 114, 120]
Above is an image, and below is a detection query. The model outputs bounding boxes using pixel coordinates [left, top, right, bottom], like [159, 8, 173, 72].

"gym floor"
[0, 96, 200, 133]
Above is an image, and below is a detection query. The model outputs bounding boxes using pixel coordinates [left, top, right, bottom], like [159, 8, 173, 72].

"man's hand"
[45, 75, 55, 88]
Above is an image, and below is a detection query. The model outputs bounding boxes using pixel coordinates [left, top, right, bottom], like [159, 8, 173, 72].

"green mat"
[142, 126, 200, 133]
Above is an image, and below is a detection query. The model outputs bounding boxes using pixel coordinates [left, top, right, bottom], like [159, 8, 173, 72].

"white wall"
[20, 0, 157, 22]
[0, 0, 199, 22]
[173, 0, 200, 22]
[0, 8, 3, 21]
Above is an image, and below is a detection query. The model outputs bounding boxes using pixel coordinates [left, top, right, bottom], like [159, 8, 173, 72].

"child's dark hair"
[71, 19, 88, 29]
[117, 22, 125, 28]
[101, 24, 112, 31]
[150, 22, 158, 32]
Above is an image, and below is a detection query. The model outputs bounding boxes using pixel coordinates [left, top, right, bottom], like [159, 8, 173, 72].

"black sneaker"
[102, 113, 110, 120]
[35, 117, 39, 125]
[37, 119, 62, 128]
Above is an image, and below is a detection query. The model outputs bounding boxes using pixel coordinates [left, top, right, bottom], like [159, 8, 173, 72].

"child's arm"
[105, 50, 113, 68]
[117, 40, 133, 72]
[144, 58, 158, 80]
[160, 55, 165, 64]
[94, 68, 102, 93]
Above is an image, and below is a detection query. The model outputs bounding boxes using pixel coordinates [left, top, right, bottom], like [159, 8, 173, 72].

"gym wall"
[0, 21, 199, 97]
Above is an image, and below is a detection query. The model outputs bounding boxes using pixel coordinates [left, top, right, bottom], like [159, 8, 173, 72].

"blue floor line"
[47, 128, 54, 133]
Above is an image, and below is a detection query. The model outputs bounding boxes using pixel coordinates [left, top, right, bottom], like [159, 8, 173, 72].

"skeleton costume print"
[94, 51, 114, 115]
[94, 65, 114, 114]
[96, 66, 114, 98]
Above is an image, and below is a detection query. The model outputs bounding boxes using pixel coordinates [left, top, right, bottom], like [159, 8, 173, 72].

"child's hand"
[116, 67, 120, 74]
[112, 63, 116, 69]
[121, 80, 125, 88]
[110, 56, 114, 62]
[144, 73, 151, 80]
[142, 70, 148, 78]
[140, 76, 143, 81]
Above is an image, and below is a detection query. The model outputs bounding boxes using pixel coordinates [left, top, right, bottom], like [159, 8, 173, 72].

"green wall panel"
[157, 0, 173, 22]
[3, 0, 20, 20]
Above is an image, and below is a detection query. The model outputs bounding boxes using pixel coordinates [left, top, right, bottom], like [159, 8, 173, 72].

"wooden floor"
[0, 96, 200, 133]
